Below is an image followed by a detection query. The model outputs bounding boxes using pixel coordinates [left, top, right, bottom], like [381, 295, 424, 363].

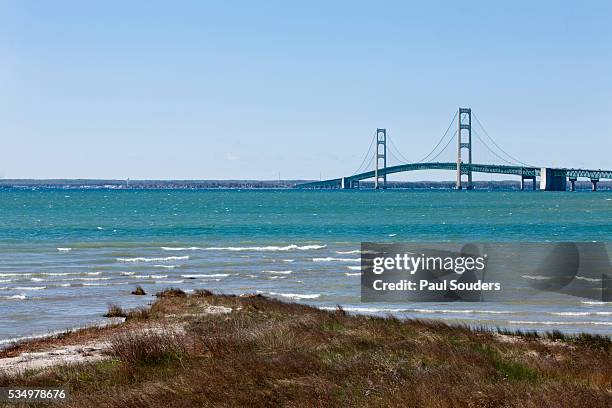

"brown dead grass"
[1, 292, 610, 407]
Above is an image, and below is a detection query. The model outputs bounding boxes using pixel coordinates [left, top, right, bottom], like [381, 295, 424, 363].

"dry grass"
[103, 304, 127, 318]
[1, 292, 610, 407]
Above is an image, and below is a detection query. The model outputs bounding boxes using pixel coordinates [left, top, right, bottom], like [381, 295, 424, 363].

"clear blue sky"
[1, 1, 611, 180]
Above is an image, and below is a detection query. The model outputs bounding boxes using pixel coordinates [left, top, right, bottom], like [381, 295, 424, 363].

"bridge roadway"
[293, 162, 612, 189]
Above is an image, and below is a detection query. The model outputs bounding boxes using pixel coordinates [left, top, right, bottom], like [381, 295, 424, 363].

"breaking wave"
[117, 256, 189, 263]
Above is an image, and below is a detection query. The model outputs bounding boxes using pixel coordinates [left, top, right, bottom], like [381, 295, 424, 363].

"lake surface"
[0, 189, 611, 343]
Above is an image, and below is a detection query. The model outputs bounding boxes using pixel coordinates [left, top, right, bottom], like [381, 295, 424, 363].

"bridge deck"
[294, 162, 612, 189]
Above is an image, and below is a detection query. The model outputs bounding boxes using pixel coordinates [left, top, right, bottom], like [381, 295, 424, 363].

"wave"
[268, 292, 320, 300]
[82, 282, 129, 287]
[521, 275, 552, 280]
[204, 244, 326, 252]
[262, 270, 293, 275]
[575, 276, 602, 282]
[120, 272, 135, 276]
[410, 309, 514, 315]
[549, 311, 612, 316]
[0, 279, 12, 283]
[581, 301, 612, 305]
[60, 277, 111, 281]
[268, 276, 286, 280]
[117, 256, 189, 263]
[153, 265, 179, 269]
[161, 246, 202, 251]
[181, 274, 229, 278]
[313, 257, 360, 262]
[1, 294, 27, 300]
[130, 274, 168, 279]
[57, 247, 72, 252]
[344, 273, 361, 276]
[509, 320, 612, 326]
[282, 259, 295, 263]
[336, 250, 360, 254]
[14, 286, 45, 291]
[347, 266, 361, 270]
[0, 273, 32, 277]
[320, 306, 407, 313]
[157, 280, 184, 284]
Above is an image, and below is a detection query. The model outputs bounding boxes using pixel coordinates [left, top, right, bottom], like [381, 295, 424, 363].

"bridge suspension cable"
[386, 131, 412, 164]
[426, 129, 458, 162]
[472, 113, 533, 167]
[415, 110, 458, 163]
[472, 128, 517, 166]
[351, 131, 377, 175]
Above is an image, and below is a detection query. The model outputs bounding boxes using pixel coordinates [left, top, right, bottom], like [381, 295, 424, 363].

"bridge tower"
[374, 128, 387, 189]
[456, 107, 473, 190]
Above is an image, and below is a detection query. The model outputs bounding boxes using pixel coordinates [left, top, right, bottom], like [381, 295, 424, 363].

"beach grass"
[0, 291, 610, 407]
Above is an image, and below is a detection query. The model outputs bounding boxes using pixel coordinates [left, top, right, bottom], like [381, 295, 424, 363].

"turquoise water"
[0, 189, 611, 342]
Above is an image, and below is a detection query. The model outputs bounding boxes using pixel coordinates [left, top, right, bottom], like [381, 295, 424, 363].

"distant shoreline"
[1, 179, 611, 190]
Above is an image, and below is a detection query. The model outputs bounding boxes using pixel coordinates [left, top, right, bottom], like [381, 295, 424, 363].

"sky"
[1, 0, 611, 180]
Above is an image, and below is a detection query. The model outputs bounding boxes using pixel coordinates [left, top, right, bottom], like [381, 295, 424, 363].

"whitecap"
[120, 272, 135, 276]
[345, 273, 361, 276]
[313, 257, 360, 262]
[204, 244, 326, 252]
[1, 294, 27, 300]
[347, 266, 361, 270]
[153, 265, 179, 269]
[262, 270, 293, 275]
[130, 274, 168, 279]
[157, 280, 184, 284]
[82, 282, 129, 286]
[14, 286, 45, 291]
[117, 256, 189, 263]
[581, 300, 612, 305]
[575, 276, 602, 282]
[181, 274, 229, 278]
[268, 292, 320, 300]
[509, 320, 612, 326]
[521, 275, 552, 280]
[57, 247, 72, 252]
[161, 246, 202, 251]
[0, 273, 32, 277]
[336, 250, 360, 254]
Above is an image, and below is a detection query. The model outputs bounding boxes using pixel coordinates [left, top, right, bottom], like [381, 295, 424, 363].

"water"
[0, 189, 611, 343]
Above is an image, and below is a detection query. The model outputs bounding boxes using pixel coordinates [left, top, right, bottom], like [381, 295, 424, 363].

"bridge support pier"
[521, 176, 536, 191]
[591, 178, 599, 191]
[540, 168, 567, 191]
[341, 177, 353, 190]
[569, 177, 577, 192]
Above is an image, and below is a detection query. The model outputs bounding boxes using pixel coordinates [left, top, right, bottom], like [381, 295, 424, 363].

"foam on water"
[181, 274, 230, 278]
[117, 256, 189, 262]
[313, 257, 360, 262]
[204, 244, 326, 252]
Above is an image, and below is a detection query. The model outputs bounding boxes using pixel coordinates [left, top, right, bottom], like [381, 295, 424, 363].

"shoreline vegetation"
[0, 289, 610, 407]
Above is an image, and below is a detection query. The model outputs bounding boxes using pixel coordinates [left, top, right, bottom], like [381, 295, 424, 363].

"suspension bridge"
[294, 108, 612, 191]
